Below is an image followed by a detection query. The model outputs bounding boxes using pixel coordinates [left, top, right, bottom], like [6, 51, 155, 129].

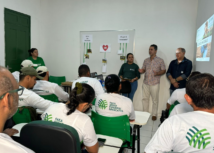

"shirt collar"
[175, 57, 187, 64]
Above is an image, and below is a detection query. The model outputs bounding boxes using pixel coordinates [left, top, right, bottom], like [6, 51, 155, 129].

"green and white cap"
[20, 67, 43, 80]
[21, 60, 37, 67]
[36, 66, 48, 74]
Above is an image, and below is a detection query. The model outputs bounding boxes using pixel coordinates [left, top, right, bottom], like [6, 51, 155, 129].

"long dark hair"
[66, 83, 95, 115]
[28, 48, 37, 56]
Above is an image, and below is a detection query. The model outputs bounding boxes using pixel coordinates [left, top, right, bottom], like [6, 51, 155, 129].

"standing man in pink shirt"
[139, 44, 166, 120]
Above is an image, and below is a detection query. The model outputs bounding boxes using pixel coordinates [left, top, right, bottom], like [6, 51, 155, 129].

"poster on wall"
[82, 35, 93, 42]
[100, 44, 111, 52]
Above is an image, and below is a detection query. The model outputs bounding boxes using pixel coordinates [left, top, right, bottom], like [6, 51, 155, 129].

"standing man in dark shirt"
[166, 48, 192, 95]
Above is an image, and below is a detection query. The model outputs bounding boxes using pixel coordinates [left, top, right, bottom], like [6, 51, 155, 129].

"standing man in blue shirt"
[166, 48, 192, 95]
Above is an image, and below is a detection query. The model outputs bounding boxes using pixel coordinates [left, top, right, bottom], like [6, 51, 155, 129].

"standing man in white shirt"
[12, 60, 36, 82]
[139, 44, 166, 121]
[95, 74, 135, 121]
[18, 67, 55, 111]
[72, 65, 104, 97]
[145, 73, 214, 153]
[33, 66, 69, 102]
[0, 66, 34, 153]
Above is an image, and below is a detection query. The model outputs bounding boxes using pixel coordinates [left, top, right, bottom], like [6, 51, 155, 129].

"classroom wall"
[0, 0, 43, 67]
[194, 0, 214, 75]
[40, 0, 198, 116]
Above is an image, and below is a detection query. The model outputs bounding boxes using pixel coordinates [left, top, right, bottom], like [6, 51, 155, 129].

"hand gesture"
[138, 69, 143, 73]
[3, 128, 19, 136]
[173, 82, 179, 88]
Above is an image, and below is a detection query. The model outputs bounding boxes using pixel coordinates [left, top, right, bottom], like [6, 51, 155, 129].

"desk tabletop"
[130, 111, 150, 125]
[36, 109, 44, 114]
[12, 123, 28, 137]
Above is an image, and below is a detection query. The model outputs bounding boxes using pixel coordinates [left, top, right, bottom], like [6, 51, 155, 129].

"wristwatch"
[175, 78, 178, 82]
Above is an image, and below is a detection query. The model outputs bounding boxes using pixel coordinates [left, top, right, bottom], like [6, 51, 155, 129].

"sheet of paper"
[12, 123, 28, 137]
[82, 35, 93, 43]
[100, 44, 111, 52]
[118, 50, 123, 55]
[118, 35, 129, 43]
[102, 64, 107, 73]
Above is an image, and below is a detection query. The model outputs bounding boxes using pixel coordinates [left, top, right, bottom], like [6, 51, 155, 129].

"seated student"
[145, 73, 214, 153]
[95, 74, 135, 121]
[12, 60, 36, 82]
[33, 66, 69, 101]
[169, 102, 193, 117]
[166, 71, 201, 110]
[0, 66, 34, 153]
[18, 67, 55, 111]
[72, 65, 104, 97]
[41, 83, 99, 153]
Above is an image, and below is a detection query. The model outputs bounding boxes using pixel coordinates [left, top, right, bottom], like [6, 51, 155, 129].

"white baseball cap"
[36, 66, 48, 74]
[21, 60, 37, 67]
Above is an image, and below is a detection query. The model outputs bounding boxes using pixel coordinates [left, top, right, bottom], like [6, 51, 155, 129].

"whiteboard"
[80, 30, 135, 76]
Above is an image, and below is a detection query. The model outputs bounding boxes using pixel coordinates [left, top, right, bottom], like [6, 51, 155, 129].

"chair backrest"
[40, 94, 59, 102]
[49, 76, 66, 86]
[91, 111, 130, 142]
[90, 72, 97, 78]
[92, 98, 96, 105]
[20, 121, 81, 153]
[12, 107, 32, 124]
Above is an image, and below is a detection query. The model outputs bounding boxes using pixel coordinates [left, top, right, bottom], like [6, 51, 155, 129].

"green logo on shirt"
[44, 113, 53, 122]
[186, 126, 211, 149]
[98, 99, 108, 110]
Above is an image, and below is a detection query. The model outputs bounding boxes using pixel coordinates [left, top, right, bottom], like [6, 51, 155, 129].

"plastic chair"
[91, 111, 130, 143]
[20, 121, 81, 153]
[12, 107, 32, 124]
[169, 101, 180, 115]
[92, 98, 96, 105]
[40, 94, 59, 102]
[49, 76, 66, 86]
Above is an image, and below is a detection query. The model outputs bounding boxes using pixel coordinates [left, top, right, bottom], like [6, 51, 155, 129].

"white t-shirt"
[33, 80, 69, 101]
[95, 93, 135, 120]
[0, 133, 34, 153]
[41, 103, 97, 147]
[72, 77, 104, 97]
[169, 103, 193, 117]
[12, 71, 20, 82]
[145, 111, 214, 153]
[18, 86, 55, 111]
[167, 88, 186, 105]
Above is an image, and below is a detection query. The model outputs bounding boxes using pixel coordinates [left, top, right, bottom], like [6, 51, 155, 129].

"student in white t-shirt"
[0, 66, 34, 153]
[72, 65, 104, 97]
[95, 74, 135, 121]
[33, 66, 69, 101]
[18, 67, 55, 111]
[12, 60, 37, 82]
[41, 83, 98, 153]
[145, 73, 214, 153]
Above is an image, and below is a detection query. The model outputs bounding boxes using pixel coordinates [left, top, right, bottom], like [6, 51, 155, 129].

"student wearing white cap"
[18, 67, 55, 111]
[72, 65, 104, 97]
[33, 66, 69, 102]
[12, 60, 36, 82]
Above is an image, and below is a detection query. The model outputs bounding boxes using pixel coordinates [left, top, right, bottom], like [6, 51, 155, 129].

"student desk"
[61, 82, 73, 93]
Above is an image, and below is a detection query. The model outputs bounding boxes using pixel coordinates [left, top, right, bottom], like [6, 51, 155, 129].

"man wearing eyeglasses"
[0, 66, 34, 152]
[18, 67, 55, 111]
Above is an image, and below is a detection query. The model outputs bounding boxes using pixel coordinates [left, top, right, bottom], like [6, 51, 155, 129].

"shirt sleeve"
[160, 59, 166, 70]
[181, 61, 192, 79]
[82, 118, 98, 147]
[167, 89, 178, 105]
[144, 119, 174, 153]
[135, 64, 140, 79]
[166, 61, 173, 77]
[54, 85, 69, 101]
[129, 102, 135, 120]
[27, 92, 55, 111]
[118, 64, 124, 77]
[142, 60, 146, 70]
[94, 80, 104, 97]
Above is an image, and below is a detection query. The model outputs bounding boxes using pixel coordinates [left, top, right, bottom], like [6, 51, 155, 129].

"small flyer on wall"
[100, 44, 111, 52]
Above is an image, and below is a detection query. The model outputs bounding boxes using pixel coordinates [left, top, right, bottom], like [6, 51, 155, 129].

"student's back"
[95, 93, 135, 120]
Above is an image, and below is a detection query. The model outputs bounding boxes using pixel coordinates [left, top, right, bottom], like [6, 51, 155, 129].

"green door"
[5, 8, 30, 72]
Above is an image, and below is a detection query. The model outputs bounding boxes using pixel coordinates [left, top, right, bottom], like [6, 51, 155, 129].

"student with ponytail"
[41, 83, 99, 153]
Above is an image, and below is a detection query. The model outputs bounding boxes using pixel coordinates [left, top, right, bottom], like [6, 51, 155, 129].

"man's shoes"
[152, 116, 157, 121]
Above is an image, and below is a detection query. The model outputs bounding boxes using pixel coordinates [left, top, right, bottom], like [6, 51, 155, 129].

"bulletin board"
[80, 30, 135, 75]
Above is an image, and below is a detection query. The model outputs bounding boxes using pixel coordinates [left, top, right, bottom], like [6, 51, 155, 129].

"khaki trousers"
[142, 83, 160, 116]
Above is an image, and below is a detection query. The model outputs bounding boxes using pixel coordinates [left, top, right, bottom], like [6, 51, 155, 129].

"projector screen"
[196, 14, 214, 61]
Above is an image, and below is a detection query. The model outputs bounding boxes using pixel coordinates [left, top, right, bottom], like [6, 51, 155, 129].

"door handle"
[7, 65, 12, 70]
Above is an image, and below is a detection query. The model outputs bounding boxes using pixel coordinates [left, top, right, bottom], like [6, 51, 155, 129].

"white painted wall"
[0, 0, 198, 116]
[40, 0, 198, 115]
[0, 0, 42, 67]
